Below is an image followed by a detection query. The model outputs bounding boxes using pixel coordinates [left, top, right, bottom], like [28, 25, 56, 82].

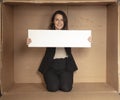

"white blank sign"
[28, 30, 91, 48]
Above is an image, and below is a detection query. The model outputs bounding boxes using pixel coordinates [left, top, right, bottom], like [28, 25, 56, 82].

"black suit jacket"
[38, 47, 78, 74]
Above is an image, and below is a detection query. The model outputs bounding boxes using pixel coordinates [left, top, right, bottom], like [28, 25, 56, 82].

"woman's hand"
[88, 36, 92, 43]
[26, 38, 32, 45]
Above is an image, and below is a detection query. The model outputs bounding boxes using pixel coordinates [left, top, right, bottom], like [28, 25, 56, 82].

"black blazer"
[38, 47, 78, 74]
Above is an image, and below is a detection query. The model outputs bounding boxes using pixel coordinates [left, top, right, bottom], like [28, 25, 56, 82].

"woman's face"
[54, 14, 64, 30]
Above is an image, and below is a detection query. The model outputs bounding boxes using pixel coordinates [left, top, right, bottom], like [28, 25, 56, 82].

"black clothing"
[43, 58, 73, 92]
[38, 47, 78, 92]
[38, 47, 78, 74]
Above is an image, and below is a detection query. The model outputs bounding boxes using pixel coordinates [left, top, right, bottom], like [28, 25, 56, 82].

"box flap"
[2, 0, 117, 5]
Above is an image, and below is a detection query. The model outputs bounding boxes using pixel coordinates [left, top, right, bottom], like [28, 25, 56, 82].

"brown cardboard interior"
[0, 3, 2, 94]
[1, 2, 118, 94]
[107, 4, 118, 92]
[119, 3, 120, 92]
[2, 0, 117, 5]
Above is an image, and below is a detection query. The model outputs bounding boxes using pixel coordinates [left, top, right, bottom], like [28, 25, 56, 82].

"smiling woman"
[39, 11, 78, 92]
[27, 10, 78, 92]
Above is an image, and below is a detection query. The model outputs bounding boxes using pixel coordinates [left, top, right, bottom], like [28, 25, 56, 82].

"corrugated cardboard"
[0, 0, 120, 100]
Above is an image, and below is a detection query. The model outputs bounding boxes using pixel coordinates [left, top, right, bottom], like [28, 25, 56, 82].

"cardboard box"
[0, 0, 120, 99]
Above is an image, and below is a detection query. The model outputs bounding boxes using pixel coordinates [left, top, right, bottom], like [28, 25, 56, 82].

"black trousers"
[43, 58, 73, 92]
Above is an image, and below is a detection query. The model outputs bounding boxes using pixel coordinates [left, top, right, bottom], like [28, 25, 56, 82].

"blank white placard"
[28, 30, 91, 48]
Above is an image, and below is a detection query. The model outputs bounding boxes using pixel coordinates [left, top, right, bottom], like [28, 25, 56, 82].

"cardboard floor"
[0, 83, 120, 100]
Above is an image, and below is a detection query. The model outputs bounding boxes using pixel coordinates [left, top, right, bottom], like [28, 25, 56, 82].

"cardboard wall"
[0, 3, 1, 92]
[2, 0, 117, 4]
[107, 4, 118, 91]
[1, 5, 14, 92]
[0, 0, 119, 93]
[13, 5, 106, 83]
[119, 3, 120, 92]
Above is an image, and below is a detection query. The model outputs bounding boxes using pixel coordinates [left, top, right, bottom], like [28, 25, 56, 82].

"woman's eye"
[55, 19, 59, 21]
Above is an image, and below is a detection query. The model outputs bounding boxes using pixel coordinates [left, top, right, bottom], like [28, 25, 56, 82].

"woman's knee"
[60, 86, 72, 92]
[47, 85, 59, 92]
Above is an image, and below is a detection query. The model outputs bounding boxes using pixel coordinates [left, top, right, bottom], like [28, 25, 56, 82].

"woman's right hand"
[26, 38, 32, 45]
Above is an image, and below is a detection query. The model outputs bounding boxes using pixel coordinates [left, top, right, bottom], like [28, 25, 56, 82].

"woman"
[27, 10, 78, 92]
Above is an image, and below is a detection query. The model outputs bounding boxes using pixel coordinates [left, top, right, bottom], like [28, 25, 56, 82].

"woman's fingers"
[27, 38, 32, 45]
[88, 36, 92, 43]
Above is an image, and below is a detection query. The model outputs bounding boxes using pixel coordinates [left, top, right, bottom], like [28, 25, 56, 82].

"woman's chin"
[56, 28, 63, 30]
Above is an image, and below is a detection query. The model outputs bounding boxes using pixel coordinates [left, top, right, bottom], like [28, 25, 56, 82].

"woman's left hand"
[88, 36, 92, 43]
